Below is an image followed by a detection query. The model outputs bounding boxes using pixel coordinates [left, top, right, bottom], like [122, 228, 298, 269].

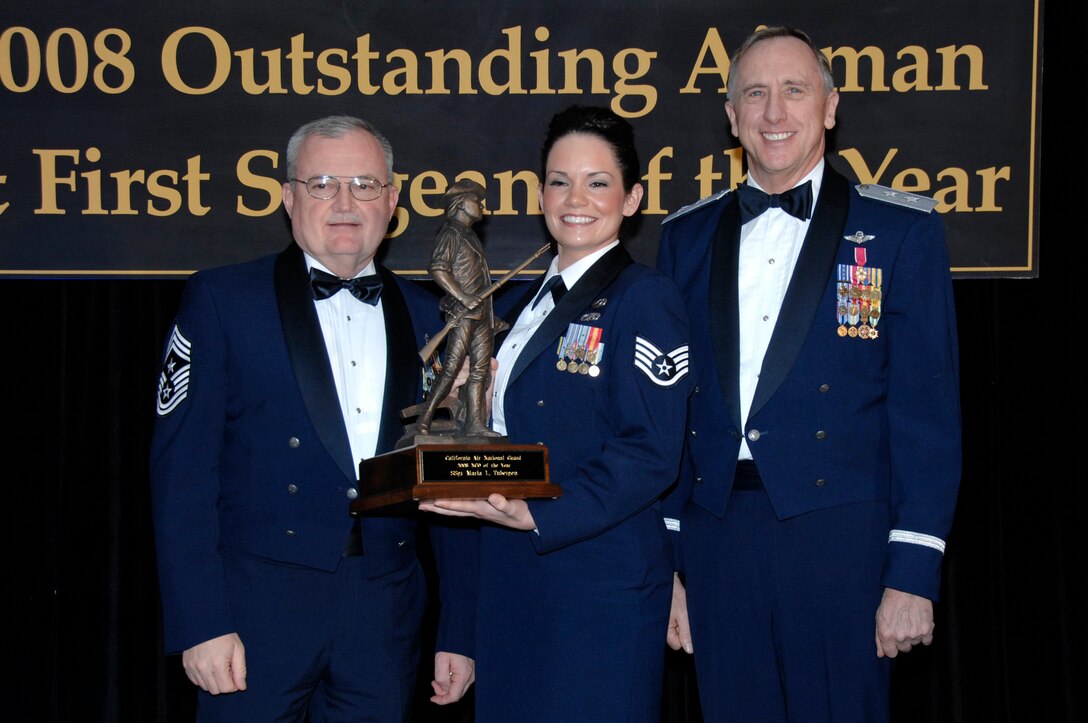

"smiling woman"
[540, 132, 644, 269]
[420, 105, 693, 722]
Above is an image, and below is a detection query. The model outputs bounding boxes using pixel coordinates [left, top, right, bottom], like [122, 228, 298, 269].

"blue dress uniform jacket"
[658, 164, 961, 719]
[473, 245, 693, 722]
[150, 244, 475, 712]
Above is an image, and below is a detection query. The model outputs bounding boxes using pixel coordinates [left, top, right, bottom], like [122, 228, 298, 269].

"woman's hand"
[420, 493, 536, 531]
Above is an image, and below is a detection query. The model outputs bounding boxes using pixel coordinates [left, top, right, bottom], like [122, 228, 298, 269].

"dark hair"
[726, 27, 835, 101]
[540, 105, 641, 192]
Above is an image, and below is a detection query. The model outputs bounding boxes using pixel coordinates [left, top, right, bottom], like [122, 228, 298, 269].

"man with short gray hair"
[660, 27, 961, 721]
[151, 115, 475, 721]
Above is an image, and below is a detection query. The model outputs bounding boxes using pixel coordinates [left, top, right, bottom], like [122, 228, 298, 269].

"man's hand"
[875, 587, 935, 658]
[420, 493, 536, 531]
[431, 651, 475, 705]
[667, 572, 693, 654]
[182, 632, 247, 694]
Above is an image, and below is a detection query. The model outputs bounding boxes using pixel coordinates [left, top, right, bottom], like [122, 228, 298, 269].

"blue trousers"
[197, 549, 426, 723]
[683, 489, 892, 722]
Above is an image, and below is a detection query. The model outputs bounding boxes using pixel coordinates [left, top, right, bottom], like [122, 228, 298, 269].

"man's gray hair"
[285, 115, 394, 181]
[726, 27, 836, 102]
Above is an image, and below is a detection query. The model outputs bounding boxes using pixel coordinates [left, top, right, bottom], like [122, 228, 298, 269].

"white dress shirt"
[736, 161, 824, 459]
[304, 254, 387, 476]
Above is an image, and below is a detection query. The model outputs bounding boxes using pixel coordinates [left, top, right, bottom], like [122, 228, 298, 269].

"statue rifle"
[418, 242, 551, 363]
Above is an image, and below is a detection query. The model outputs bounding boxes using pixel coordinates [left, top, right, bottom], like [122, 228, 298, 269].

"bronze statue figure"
[415, 179, 509, 437]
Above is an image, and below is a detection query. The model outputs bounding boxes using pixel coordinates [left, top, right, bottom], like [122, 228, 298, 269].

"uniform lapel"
[374, 265, 419, 456]
[708, 199, 744, 432]
[507, 244, 633, 387]
[749, 164, 850, 418]
[274, 244, 356, 482]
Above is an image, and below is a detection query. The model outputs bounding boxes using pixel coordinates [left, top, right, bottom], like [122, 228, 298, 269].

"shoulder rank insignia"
[634, 336, 689, 387]
[662, 188, 731, 225]
[855, 184, 937, 214]
[156, 324, 192, 416]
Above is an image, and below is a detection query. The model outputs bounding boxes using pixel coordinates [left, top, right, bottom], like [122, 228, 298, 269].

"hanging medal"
[581, 326, 603, 375]
[867, 268, 883, 339]
[836, 265, 851, 337]
[556, 336, 569, 371]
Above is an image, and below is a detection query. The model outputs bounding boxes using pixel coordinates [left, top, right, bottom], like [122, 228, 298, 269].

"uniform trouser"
[197, 549, 426, 723]
[683, 488, 892, 723]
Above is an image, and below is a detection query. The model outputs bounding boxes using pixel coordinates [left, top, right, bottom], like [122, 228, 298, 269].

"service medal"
[555, 337, 569, 371]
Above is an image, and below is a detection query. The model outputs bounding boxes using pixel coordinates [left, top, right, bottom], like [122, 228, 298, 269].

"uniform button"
[694, 385, 700, 394]
[747, 429, 761, 442]
[537, 399, 545, 407]
[690, 429, 697, 437]
[815, 430, 827, 440]
[346, 488, 358, 500]
[288, 437, 300, 448]
[815, 479, 826, 487]
[285, 529, 296, 536]
[695, 476, 704, 484]
[819, 384, 830, 393]
[287, 484, 298, 494]
[536, 441, 544, 445]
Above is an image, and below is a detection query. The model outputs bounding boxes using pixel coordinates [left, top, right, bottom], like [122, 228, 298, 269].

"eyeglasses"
[292, 175, 392, 201]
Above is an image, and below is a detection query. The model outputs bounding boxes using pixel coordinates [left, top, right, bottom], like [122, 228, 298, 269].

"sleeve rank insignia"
[156, 324, 192, 416]
[634, 336, 690, 387]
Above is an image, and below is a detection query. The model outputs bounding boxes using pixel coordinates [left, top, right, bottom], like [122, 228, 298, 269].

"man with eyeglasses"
[151, 115, 476, 721]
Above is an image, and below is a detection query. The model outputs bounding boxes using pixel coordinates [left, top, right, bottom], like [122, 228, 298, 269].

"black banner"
[0, 1, 1042, 278]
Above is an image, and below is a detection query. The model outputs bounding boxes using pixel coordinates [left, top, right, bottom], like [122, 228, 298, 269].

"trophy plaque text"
[352, 444, 558, 513]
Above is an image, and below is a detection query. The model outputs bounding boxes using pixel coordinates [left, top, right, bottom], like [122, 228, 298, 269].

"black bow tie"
[531, 275, 567, 309]
[309, 267, 383, 305]
[735, 181, 813, 224]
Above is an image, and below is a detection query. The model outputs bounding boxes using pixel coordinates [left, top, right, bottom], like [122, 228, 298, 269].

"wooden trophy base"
[352, 441, 558, 512]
